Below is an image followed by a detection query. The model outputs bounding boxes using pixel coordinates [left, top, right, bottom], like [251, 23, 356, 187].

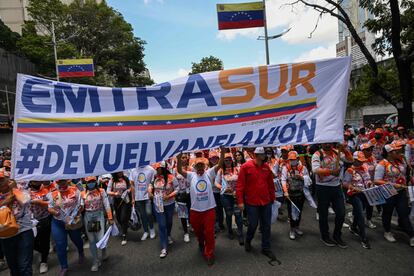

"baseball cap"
[397, 126, 405, 131]
[375, 128, 384, 134]
[224, 153, 233, 159]
[353, 151, 367, 162]
[288, 151, 298, 160]
[209, 151, 219, 158]
[194, 157, 208, 166]
[85, 176, 97, 182]
[280, 145, 292, 152]
[2, 160, 11, 168]
[360, 143, 373, 151]
[384, 144, 401, 153]
[154, 161, 168, 169]
[254, 147, 265, 154]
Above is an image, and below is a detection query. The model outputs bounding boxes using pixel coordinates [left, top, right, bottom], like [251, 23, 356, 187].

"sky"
[106, 0, 338, 83]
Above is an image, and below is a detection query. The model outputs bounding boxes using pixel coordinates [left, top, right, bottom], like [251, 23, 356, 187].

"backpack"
[287, 164, 305, 197]
[0, 205, 19, 238]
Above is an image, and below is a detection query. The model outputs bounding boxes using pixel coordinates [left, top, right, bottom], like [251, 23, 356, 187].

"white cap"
[254, 147, 265, 154]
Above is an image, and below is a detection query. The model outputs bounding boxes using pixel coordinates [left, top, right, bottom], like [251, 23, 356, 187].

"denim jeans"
[246, 203, 272, 250]
[154, 203, 175, 250]
[221, 194, 243, 236]
[84, 211, 106, 264]
[316, 185, 345, 239]
[382, 190, 414, 237]
[135, 199, 154, 232]
[0, 230, 34, 276]
[51, 218, 84, 269]
[349, 193, 368, 240]
[214, 192, 224, 229]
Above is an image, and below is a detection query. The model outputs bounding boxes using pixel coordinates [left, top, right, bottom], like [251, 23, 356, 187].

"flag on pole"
[217, 2, 265, 30]
[57, 58, 94, 78]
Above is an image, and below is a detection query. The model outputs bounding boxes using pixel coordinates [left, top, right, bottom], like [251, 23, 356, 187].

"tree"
[0, 19, 20, 52]
[288, 0, 414, 128]
[18, 0, 153, 86]
[189, 56, 224, 75]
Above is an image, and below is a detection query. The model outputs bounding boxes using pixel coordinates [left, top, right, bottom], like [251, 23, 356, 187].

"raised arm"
[177, 153, 188, 178]
[214, 147, 226, 174]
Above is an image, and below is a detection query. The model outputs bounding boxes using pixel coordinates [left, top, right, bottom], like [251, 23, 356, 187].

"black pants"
[286, 195, 305, 228]
[213, 192, 224, 229]
[366, 205, 373, 220]
[34, 216, 51, 263]
[114, 198, 132, 236]
[179, 195, 192, 234]
[382, 190, 414, 237]
[316, 185, 345, 239]
[349, 194, 368, 240]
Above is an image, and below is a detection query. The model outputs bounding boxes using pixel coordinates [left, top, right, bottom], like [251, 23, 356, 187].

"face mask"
[58, 184, 68, 191]
[30, 185, 41, 191]
[266, 153, 272, 158]
[87, 182, 96, 189]
[375, 134, 382, 140]
[290, 160, 298, 166]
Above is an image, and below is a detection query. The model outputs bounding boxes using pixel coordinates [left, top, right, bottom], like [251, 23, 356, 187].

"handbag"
[87, 220, 101, 232]
[57, 192, 83, 231]
[0, 205, 19, 238]
[176, 192, 190, 203]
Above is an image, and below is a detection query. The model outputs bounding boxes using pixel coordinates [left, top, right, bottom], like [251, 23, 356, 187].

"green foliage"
[0, 19, 20, 52]
[18, 0, 153, 86]
[360, 0, 414, 57]
[190, 56, 224, 75]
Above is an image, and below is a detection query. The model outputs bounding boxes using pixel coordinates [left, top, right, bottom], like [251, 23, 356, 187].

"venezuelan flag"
[57, 59, 94, 78]
[217, 2, 264, 30]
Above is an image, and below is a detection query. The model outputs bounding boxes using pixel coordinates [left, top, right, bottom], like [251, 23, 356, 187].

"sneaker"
[342, 222, 350, 228]
[59, 268, 68, 276]
[384, 232, 397, 243]
[0, 260, 7, 271]
[91, 263, 99, 272]
[207, 257, 215, 266]
[367, 220, 377, 229]
[315, 213, 319, 221]
[289, 230, 296, 240]
[333, 237, 348, 249]
[150, 228, 156, 239]
[121, 236, 127, 246]
[294, 228, 304, 236]
[261, 249, 276, 260]
[168, 236, 174, 245]
[410, 237, 414, 247]
[321, 237, 336, 247]
[349, 225, 360, 237]
[184, 233, 190, 243]
[39, 263, 48, 274]
[141, 232, 149, 241]
[245, 240, 252, 252]
[328, 207, 335, 215]
[160, 249, 168, 258]
[361, 239, 371, 249]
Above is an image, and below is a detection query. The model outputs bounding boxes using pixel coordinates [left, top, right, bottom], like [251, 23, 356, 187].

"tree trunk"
[396, 61, 413, 128]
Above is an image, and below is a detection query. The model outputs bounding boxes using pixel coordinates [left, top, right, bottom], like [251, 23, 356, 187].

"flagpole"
[262, 0, 270, 65]
[51, 22, 59, 81]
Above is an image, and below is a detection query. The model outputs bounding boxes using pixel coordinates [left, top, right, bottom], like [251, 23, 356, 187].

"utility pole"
[51, 22, 59, 81]
[262, 0, 270, 65]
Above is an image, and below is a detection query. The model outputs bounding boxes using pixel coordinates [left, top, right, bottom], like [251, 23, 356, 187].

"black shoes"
[244, 240, 252, 252]
[321, 237, 336, 247]
[333, 237, 348, 249]
[228, 231, 235, 240]
[261, 249, 276, 260]
[361, 239, 371, 249]
[207, 257, 215, 267]
[349, 226, 360, 237]
[238, 235, 245, 246]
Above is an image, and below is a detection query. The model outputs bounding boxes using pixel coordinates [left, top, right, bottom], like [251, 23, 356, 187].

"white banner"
[11, 57, 351, 180]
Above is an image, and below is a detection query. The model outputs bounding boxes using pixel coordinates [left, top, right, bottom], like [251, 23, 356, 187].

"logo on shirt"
[138, 173, 146, 183]
[196, 180, 207, 193]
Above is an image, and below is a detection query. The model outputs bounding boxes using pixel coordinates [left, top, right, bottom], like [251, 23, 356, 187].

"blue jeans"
[154, 203, 175, 250]
[221, 194, 243, 236]
[84, 211, 105, 264]
[51, 218, 84, 269]
[0, 230, 34, 276]
[135, 200, 154, 232]
[349, 194, 368, 240]
[246, 203, 272, 250]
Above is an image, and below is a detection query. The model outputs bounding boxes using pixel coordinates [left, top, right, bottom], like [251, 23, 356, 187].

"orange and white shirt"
[81, 188, 113, 220]
[30, 187, 50, 220]
[374, 159, 406, 188]
[405, 139, 414, 166]
[48, 186, 82, 221]
[343, 165, 371, 195]
[151, 174, 178, 206]
[215, 167, 239, 195]
[370, 138, 386, 160]
[363, 156, 377, 181]
[281, 163, 309, 193]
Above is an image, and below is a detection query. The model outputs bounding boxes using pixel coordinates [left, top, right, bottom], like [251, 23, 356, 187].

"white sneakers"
[160, 249, 168, 258]
[315, 213, 319, 221]
[384, 232, 397, 243]
[328, 207, 335, 215]
[39, 263, 48, 274]
[184, 233, 190, 243]
[168, 236, 174, 245]
[410, 237, 414, 247]
[121, 239, 127, 246]
[367, 220, 377, 229]
[294, 228, 304, 236]
[289, 230, 296, 240]
[150, 228, 156, 239]
[91, 263, 99, 272]
[141, 232, 149, 241]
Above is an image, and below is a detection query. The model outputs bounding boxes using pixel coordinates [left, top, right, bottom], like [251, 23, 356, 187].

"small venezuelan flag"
[57, 58, 94, 78]
[217, 2, 264, 30]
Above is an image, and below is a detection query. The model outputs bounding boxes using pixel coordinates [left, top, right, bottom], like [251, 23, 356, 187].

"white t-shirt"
[187, 168, 217, 212]
[129, 166, 156, 201]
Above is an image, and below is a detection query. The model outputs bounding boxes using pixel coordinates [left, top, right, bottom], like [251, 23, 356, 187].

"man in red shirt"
[236, 147, 276, 259]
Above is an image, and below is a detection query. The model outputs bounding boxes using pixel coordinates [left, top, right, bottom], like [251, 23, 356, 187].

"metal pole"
[263, 0, 270, 65]
[52, 22, 59, 81]
[5, 85, 10, 119]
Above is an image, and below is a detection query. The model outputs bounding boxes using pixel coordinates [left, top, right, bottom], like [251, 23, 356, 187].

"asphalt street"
[2, 205, 414, 276]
